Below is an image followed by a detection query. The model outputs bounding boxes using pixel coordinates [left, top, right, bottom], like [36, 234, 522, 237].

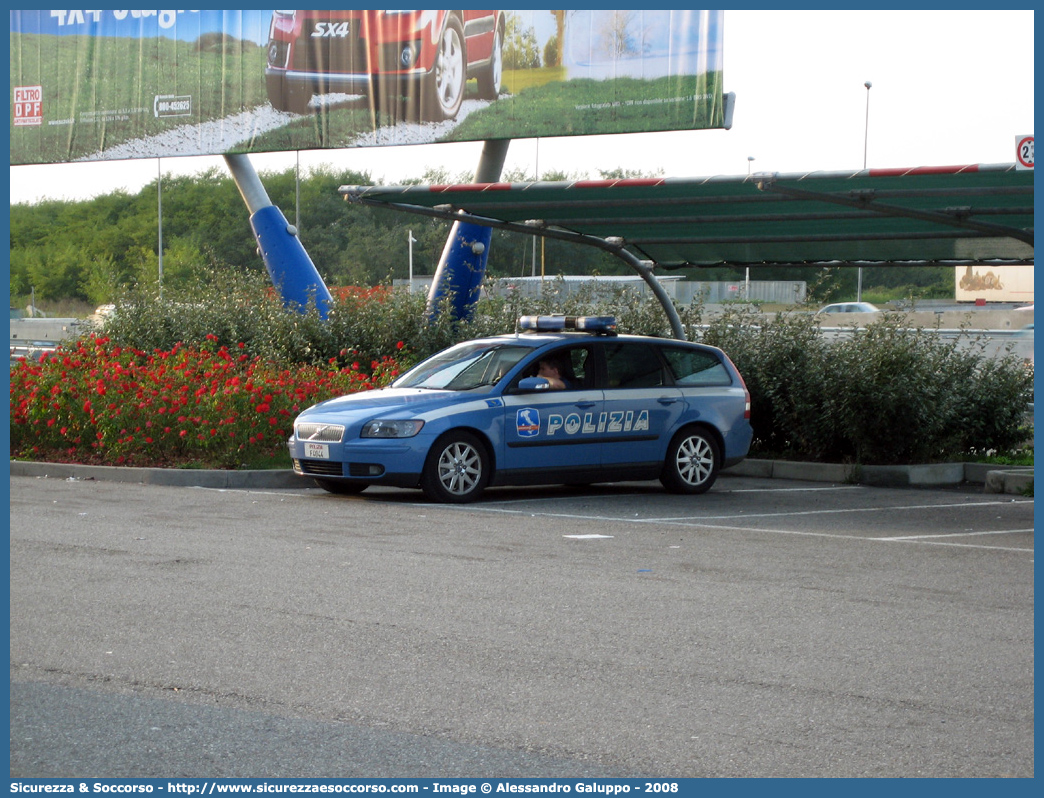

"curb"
[9, 460, 308, 489]
[11, 459, 1030, 492]
[726, 459, 1032, 490]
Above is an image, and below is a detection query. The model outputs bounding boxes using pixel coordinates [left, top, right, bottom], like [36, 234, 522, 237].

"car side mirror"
[517, 377, 551, 392]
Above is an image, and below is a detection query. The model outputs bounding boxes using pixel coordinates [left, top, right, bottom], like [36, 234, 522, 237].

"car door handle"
[657, 397, 679, 405]
[575, 401, 598, 409]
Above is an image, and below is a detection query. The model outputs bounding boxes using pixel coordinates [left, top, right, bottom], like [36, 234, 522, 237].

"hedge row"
[703, 306, 1033, 464]
[17, 273, 1034, 467]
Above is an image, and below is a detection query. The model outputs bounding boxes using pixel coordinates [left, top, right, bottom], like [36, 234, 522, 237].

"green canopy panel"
[340, 163, 1033, 269]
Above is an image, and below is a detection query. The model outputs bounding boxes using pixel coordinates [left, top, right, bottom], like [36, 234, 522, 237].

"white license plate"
[305, 442, 330, 459]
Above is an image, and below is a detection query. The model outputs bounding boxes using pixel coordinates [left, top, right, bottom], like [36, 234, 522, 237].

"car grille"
[296, 423, 345, 442]
[294, 23, 368, 74]
[297, 459, 345, 477]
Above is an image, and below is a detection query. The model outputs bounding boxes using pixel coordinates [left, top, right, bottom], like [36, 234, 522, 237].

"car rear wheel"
[314, 478, 368, 495]
[660, 427, 720, 494]
[421, 431, 489, 503]
[424, 17, 466, 120]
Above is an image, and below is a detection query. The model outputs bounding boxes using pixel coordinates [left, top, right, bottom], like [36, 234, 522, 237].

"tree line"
[9, 163, 954, 308]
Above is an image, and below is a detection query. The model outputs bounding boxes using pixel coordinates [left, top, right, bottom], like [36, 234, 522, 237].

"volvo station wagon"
[289, 316, 753, 503]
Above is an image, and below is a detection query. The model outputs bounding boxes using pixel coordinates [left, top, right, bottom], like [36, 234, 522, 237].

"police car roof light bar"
[518, 315, 617, 334]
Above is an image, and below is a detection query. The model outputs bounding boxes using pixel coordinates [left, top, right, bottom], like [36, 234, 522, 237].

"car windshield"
[393, 343, 531, 391]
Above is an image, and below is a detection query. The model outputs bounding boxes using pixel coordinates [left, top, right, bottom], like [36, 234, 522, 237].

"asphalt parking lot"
[9, 471, 1034, 777]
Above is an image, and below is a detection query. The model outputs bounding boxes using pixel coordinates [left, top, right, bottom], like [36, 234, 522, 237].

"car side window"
[604, 343, 666, 389]
[565, 346, 592, 388]
[515, 345, 593, 391]
[660, 346, 730, 386]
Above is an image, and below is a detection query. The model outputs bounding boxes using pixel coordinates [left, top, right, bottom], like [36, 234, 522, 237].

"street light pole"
[859, 80, 872, 302]
[745, 157, 755, 298]
[408, 230, 417, 293]
[863, 81, 872, 169]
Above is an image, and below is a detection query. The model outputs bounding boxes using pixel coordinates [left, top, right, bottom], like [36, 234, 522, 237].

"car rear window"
[604, 342, 667, 389]
[660, 346, 731, 386]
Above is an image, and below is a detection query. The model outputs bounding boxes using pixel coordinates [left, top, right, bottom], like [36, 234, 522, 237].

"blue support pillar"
[426, 140, 510, 322]
[224, 154, 332, 318]
[250, 205, 333, 318]
[426, 223, 493, 321]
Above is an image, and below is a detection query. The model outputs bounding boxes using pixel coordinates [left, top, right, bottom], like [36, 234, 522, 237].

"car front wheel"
[476, 28, 502, 100]
[660, 427, 720, 494]
[421, 431, 489, 503]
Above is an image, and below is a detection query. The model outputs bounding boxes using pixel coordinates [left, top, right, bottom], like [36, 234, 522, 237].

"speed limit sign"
[1016, 135, 1034, 169]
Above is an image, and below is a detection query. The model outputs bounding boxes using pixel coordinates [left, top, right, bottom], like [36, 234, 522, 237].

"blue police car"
[289, 316, 753, 502]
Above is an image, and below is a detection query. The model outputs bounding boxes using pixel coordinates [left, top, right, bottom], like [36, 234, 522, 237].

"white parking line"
[875, 528, 1035, 551]
[881, 528, 1034, 541]
[723, 486, 866, 494]
[467, 506, 1033, 554]
[877, 538, 1034, 554]
[243, 484, 1032, 555]
[482, 484, 864, 506]
[644, 499, 1032, 523]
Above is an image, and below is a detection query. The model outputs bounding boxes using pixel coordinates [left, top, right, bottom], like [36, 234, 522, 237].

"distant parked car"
[816, 302, 881, 315]
[264, 10, 504, 119]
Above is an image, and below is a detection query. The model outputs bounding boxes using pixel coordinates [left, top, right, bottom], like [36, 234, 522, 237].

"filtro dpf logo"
[154, 95, 193, 118]
[13, 86, 43, 126]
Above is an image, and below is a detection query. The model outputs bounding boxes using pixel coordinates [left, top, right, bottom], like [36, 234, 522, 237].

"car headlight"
[361, 419, 425, 438]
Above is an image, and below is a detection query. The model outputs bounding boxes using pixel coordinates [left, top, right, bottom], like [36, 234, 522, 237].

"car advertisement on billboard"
[9, 9, 725, 166]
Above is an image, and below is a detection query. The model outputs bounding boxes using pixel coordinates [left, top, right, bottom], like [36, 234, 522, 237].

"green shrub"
[73, 275, 1036, 467]
[704, 309, 1034, 465]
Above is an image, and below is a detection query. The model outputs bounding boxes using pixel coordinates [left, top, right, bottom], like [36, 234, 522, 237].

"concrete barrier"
[983, 468, 1034, 495]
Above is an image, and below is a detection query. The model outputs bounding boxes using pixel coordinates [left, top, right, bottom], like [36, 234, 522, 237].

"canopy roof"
[341, 163, 1033, 269]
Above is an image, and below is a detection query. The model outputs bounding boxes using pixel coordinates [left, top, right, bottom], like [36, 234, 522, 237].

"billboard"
[9, 9, 725, 166]
[955, 264, 1034, 304]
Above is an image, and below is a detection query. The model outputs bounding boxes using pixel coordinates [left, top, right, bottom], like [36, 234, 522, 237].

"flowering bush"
[9, 275, 1034, 470]
[10, 334, 401, 469]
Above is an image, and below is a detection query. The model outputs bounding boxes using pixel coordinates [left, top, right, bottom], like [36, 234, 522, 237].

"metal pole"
[533, 139, 539, 279]
[224, 153, 273, 213]
[859, 81, 871, 302]
[157, 158, 163, 300]
[863, 81, 872, 170]
[408, 230, 417, 292]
